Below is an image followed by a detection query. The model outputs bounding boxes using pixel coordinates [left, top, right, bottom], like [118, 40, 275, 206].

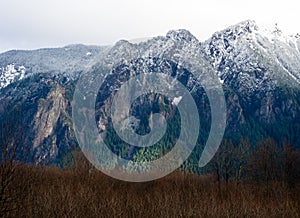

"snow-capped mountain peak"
[203, 20, 300, 89]
[1, 20, 300, 165]
[0, 20, 299, 92]
[166, 29, 198, 43]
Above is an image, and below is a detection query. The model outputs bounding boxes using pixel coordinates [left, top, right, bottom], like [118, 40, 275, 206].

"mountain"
[0, 20, 299, 167]
[0, 44, 106, 89]
[0, 44, 106, 163]
[202, 20, 300, 132]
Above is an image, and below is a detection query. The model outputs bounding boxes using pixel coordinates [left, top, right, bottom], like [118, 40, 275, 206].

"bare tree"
[0, 108, 27, 216]
[281, 142, 299, 188]
[235, 137, 250, 185]
[209, 139, 236, 188]
[247, 138, 280, 194]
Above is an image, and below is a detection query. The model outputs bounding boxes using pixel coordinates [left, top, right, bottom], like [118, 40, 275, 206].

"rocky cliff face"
[0, 21, 299, 165]
[202, 20, 300, 126]
[33, 85, 66, 148]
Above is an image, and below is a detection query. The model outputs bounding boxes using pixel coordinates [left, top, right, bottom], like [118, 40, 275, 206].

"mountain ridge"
[1, 20, 299, 89]
[0, 20, 299, 166]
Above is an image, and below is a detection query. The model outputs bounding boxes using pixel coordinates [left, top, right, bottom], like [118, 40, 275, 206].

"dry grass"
[1, 165, 299, 218]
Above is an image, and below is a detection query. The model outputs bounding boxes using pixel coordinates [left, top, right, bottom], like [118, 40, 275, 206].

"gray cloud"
[0, 0, 299, 52]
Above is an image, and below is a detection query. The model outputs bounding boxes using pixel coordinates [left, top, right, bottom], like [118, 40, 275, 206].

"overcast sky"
[0, 0, 299, 52]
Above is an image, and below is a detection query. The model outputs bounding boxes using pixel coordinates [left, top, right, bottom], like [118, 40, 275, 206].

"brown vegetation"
[0, 163, 299, 218]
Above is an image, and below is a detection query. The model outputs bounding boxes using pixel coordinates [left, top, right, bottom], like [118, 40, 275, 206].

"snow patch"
[172, 96, 183, 106]
[0, 64, 27, 89]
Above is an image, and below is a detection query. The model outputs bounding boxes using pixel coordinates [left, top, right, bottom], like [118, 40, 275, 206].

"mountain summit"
[0, 20, 299, 165]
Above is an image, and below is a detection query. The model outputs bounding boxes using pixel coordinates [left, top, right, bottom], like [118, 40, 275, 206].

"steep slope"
[0, 44, 106, 89]
[203, 20, 300, 89]
[0, 44, 106, 164]
[202, 20, 300, 125]
[0, 21, 299, 166]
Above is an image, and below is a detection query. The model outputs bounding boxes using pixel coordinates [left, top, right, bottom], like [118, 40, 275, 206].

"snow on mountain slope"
[203, 20, 300, 96]
[1, 20, 299, 91]
[0, 64, 26, 88]
[0, 20, 300, 165]
[0, 44, 106, 89]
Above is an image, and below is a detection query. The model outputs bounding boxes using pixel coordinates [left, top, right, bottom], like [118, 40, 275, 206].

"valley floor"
[0, 165, 299, 218]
